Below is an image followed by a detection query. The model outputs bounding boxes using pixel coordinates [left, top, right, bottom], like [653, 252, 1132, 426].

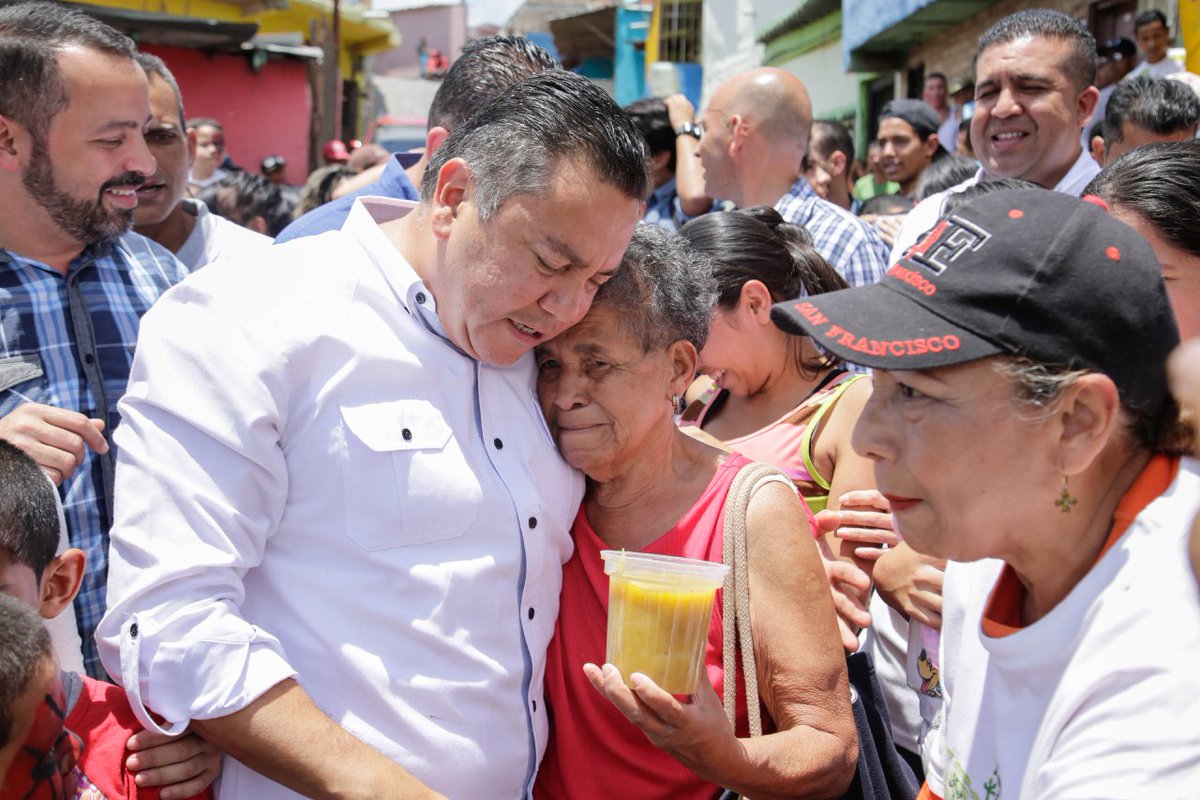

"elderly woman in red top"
[533, 225, 857, 800]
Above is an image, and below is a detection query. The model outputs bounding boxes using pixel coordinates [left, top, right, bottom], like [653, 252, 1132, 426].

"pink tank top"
[535, 453, 768, 800]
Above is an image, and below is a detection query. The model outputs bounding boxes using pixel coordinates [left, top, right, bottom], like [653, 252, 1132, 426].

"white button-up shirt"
[97, 198, 583, 799]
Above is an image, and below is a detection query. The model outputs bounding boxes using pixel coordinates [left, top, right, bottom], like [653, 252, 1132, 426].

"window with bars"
[659, 0, 702, 64]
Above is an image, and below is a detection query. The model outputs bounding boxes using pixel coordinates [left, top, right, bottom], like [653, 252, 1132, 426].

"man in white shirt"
[97, 70, 649, 799]
[131, 53, 269, 269]
[1128, 9, 1183, 80]
[890, 9, 1101, 261]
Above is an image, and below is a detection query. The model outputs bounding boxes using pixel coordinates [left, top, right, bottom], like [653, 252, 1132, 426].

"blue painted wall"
[842, 0, 938, 67]
[615, 5, 652, 105]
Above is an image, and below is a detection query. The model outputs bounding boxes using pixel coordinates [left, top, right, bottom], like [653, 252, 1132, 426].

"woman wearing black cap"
[777, 188, 1200, 797]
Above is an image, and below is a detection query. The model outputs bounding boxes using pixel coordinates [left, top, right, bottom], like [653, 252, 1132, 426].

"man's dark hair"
[976, 9, 1096, 90]
[135, 51, 185, 124]
[623, 97, 675, 173]
[1085, 140, 1200, 260]
[422, 71, 651, 219]
[811, 119, 855, 165]
[427, 35, 558, 132]
[914, 155, 980, 200]
[0, 593, 53, 750]
[0, 1, 136, 142]
[1134, 9, 1168, 33]
[859, 194, 914, 216]
[199, 172, 291, 237]
[0, 439, 60, 581]
[1103, 75, 1200, 149]
[925, 72, 947, 86]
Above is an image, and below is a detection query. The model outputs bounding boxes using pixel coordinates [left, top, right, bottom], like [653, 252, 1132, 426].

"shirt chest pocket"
[339, 396, 482, 551]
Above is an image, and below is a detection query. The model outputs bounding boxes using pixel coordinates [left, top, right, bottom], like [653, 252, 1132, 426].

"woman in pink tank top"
[678, 208, 895, 594]
[532, 226, 856, 799]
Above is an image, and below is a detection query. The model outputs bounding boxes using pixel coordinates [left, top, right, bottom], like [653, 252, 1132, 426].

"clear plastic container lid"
[600, 550, 730, 588]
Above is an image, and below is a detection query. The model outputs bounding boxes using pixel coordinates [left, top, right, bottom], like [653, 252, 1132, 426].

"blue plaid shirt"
[0, 233, 186, 677]
[775, 177, 890, 289]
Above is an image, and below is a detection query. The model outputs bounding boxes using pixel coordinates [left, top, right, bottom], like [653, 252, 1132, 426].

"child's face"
[0, 554, 40, 607]
[0, 656, 79, 800]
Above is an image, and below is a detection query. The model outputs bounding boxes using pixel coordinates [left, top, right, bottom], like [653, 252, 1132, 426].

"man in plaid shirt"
[695, 67, 890, 289]
[0, 3, 187, 677]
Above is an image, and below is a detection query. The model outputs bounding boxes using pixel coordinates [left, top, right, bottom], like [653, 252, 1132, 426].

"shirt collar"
[651, 176, 676, 207]
[0, 237, 113, 269]
[343, 196, 448, 341]
[974, 147, 1100, 196]
[778, 176, 817, 205]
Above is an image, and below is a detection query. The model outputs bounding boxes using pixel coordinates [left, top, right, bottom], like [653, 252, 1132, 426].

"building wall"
[371, 4, 468, 77]
[904, 0, 1089, 89]
[777, 37, 860, 120]
[143, 44, 312, 187]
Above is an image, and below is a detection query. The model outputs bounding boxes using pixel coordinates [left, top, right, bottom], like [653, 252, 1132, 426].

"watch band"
[674, 122, 701, 139]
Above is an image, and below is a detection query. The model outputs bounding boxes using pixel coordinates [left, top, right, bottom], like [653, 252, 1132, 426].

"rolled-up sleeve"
[97, 272, 298, 734]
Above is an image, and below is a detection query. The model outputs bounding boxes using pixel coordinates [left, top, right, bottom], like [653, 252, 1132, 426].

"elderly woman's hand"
[582, 663, 742, 781]
[872, 542, 947, 630]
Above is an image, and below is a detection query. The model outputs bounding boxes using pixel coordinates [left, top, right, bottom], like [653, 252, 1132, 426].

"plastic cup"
[601, 550, 730, 694]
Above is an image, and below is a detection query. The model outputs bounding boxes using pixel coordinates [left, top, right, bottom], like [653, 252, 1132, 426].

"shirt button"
[129, 622, 139, 638]
[83, 353, 95, 365]
[402, 428, 413, 441]
[531, 699, 537, 712]
[528, 607, 535, 620]
[415, 291, 426, 304]
[528, 516, 538, 529]
[493, 438, 503, 449]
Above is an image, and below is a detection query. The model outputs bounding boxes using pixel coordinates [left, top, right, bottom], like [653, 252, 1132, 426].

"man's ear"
[1056, 373, 1122, 476]
[830, 150, 848, 177]
[424, 125, 449, 157]
[924, 134, 941, 160]
[0, 114, 29, 172]
[1076, 85, 1101, 130]
[1090, 135, 1107, 167]
[729, 114, 749, 154]
[650, 149, 672, 172]
[39, 549, 85, 620]
[429, 157, 471, 240]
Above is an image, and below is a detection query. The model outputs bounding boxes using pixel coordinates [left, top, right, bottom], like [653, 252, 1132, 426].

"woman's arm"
[584, 481, 858, 799]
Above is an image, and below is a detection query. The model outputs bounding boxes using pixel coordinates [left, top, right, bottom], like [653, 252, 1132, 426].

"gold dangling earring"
[1054, 474, 1077, 513]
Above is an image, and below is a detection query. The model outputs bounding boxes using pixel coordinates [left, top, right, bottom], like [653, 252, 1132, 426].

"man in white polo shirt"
[97, 71, 649, 799]
[889, 9, 1101, 261]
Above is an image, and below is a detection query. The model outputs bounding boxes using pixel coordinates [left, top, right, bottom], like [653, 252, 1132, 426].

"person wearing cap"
[321, 139, 350, 165]
[776, 187, 1200, 797]
[878, 99, 947, 199]
[134, 54, 270, 269]
[888, 9, 1101, 262]
[1084, 36, 1139, 150]
[261, 155, 287, 185]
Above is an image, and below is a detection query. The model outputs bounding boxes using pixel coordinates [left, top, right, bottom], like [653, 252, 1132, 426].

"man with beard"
[0, 2, 187, 677]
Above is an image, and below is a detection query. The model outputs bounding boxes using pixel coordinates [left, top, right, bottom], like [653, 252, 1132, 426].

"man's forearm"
[190, 679, 446, 800]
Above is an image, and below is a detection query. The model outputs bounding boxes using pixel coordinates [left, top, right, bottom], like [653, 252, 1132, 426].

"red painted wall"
[142, 44, 312, 187]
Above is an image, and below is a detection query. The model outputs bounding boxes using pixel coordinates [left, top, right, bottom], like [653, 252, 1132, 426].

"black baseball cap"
[771, 188, 1179, 415]
[879, 99, 941, 139]
[1099, 37, 1137, 60]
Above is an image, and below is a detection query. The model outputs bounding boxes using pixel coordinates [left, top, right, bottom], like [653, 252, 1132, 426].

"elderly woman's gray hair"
[593, 224, 716, 353]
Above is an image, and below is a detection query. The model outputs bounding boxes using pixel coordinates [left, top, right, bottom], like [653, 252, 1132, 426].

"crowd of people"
[1, 2, 1199, 799]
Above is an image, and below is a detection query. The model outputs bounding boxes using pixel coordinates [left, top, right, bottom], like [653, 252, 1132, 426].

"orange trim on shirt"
[981, 455, 1179, 638]
[917, 781, 942, 800]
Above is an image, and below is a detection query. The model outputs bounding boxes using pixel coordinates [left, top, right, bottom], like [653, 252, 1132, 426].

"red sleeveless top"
[535, 453, 770, 800]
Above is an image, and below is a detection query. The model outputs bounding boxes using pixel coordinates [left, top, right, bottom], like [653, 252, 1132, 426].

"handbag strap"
[721, 461, 793, 737]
